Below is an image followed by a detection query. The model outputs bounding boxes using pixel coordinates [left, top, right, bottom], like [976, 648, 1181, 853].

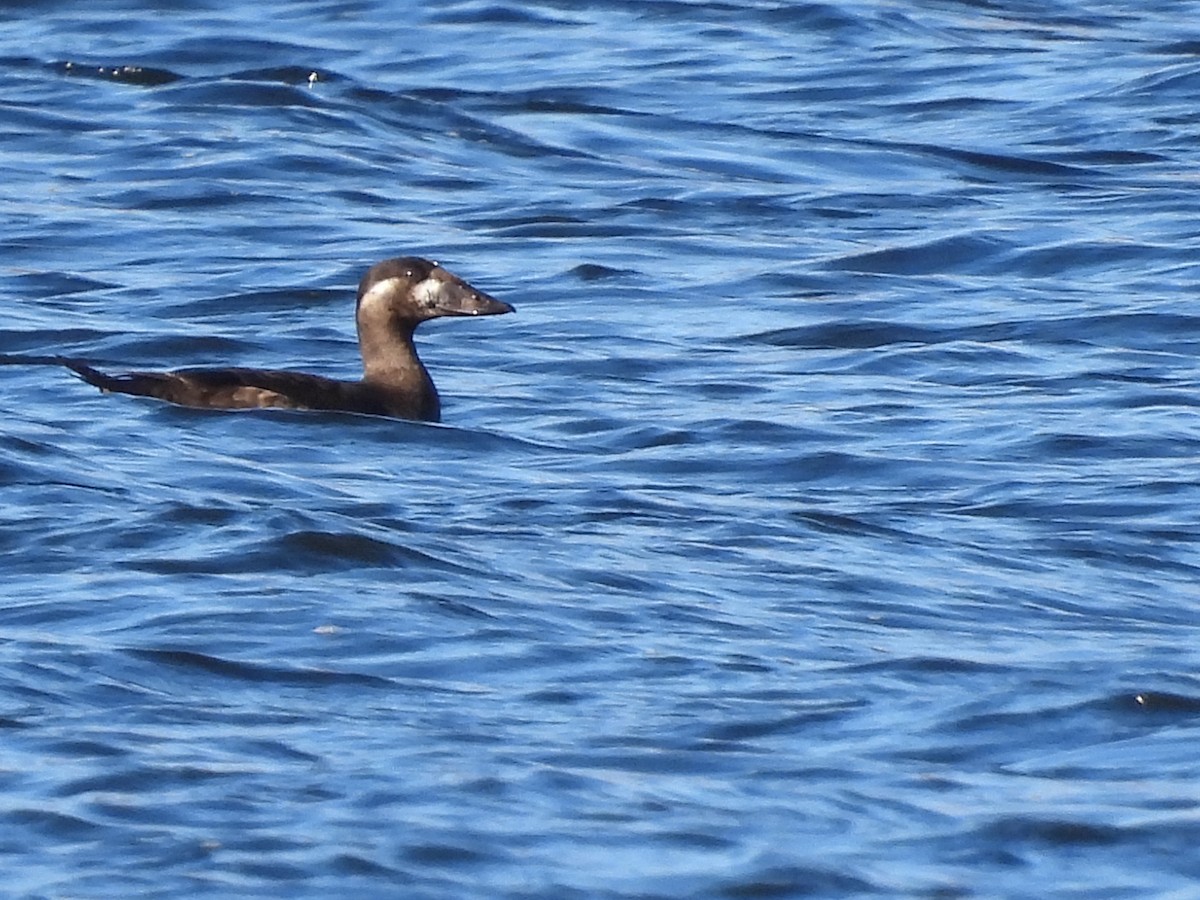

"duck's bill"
[431, 278, 515, 317]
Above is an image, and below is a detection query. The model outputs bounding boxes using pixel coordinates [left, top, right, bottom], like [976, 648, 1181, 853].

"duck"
[62, 257, 513, 422]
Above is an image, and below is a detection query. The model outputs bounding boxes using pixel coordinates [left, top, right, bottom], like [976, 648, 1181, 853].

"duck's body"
[64, 257, 513, 422]
[61, 363, 439, 420]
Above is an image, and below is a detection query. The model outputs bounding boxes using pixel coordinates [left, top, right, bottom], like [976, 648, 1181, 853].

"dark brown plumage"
[63, 257, 513, 421]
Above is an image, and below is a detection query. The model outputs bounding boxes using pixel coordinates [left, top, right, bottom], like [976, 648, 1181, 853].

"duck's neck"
[358, 316, 437, 408]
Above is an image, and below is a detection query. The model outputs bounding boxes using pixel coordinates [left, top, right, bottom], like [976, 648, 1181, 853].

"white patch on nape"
[358, 276, 404, 315]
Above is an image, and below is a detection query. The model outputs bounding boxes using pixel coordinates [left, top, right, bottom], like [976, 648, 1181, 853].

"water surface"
[2, 1, 1199, 896]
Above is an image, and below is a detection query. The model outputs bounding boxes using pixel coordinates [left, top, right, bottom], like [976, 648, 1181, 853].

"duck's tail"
[59, 357, 169, 399]
[60, 358, 119, 392]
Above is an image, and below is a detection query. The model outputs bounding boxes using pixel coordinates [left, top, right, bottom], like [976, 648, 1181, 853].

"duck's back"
[64, 362, 436, 420]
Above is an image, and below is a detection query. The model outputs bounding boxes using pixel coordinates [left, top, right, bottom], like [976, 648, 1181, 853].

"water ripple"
[1, 1, 1199, 897]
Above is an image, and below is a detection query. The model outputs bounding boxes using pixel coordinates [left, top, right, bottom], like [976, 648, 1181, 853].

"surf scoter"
[63, 257, 513, 422]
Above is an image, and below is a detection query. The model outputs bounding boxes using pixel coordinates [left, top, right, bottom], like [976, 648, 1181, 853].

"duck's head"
[356, 257, 514, 330]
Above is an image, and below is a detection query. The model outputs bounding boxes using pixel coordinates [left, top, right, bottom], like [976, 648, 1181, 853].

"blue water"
[2, 1, 1199, 896]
